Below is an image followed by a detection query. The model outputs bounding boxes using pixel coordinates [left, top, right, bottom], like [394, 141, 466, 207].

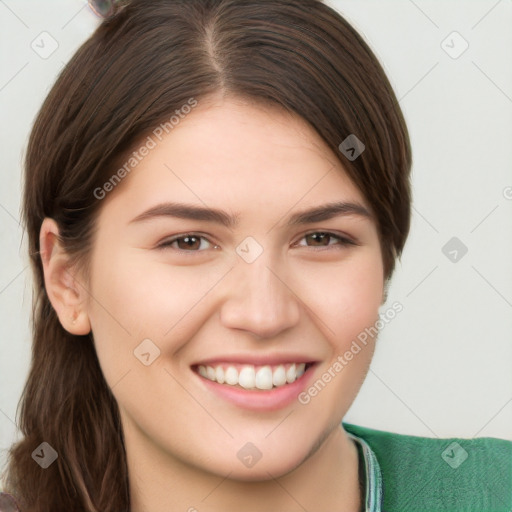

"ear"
[39, 218, 91, 336]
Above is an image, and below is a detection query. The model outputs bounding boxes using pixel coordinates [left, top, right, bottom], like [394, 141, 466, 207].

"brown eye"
[297, 232, 356, 248]
[158, 234, 214, 252]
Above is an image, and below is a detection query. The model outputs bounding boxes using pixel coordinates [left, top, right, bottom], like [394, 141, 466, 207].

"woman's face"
[74, 97, 384, 479]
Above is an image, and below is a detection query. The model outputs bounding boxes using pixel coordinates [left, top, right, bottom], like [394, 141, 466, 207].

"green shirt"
[343, 422, 512, 512]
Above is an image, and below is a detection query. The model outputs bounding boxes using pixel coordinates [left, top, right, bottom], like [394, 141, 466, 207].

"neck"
[126, 421, 361, 512]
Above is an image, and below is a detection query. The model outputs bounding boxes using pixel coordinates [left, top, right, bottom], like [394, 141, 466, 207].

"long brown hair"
[2, 1, 412, 510]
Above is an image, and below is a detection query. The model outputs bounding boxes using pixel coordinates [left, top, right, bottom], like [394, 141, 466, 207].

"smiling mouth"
[192, 362, 316, 391]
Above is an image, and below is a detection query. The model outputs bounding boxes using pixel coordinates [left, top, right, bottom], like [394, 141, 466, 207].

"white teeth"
[224, 366, 238, 385]
[272, 365, 287, 387]
[286, 363, 297, 383]
[215, 366, 225, 384]
[255, 365, 273, 390]
[238, 366, 255, 389]
[197, 362, 309, 390]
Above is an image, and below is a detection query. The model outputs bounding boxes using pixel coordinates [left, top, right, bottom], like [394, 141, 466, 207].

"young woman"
[1, 1, 510, 511]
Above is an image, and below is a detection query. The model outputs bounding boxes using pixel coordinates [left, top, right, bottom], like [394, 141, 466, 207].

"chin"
[201, 441, 311, 482]
[219, 459, 302, 482]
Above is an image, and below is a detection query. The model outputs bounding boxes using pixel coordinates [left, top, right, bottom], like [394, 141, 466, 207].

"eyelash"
[156, 231, 358, 253]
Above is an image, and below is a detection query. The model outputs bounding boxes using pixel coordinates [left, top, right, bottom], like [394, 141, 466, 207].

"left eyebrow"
[287, 201, 373, 225]
[128, 200, 373, 228]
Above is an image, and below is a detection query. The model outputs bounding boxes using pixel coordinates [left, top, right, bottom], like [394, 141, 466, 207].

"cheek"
[86, 248, 220, 366]
[296, 260, 381, 417]
[296, 252, 383, 348]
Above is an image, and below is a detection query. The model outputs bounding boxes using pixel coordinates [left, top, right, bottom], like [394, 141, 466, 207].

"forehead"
[99, 97, 370, 219]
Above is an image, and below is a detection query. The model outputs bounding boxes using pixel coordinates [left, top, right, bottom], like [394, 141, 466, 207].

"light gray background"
[1, 0, 511, 475]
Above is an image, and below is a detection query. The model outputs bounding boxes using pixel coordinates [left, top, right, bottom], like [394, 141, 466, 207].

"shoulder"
[0, 492, 20, 511]
[343, 422, 512, 512]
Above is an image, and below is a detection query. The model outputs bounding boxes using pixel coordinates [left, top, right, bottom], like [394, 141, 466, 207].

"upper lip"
[191, 355, 319, 367]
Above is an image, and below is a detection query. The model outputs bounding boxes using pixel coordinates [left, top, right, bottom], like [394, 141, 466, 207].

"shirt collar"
[346, 432, 383, 512]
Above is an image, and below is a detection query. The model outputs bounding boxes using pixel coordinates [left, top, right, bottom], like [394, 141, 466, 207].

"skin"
[40, 95, 385, 512]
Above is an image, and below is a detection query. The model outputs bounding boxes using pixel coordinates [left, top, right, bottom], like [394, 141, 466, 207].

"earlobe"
[39, 218, 92, 336]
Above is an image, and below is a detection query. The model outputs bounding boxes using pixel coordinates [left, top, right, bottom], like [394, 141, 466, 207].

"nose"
[219, 255, 301, 339]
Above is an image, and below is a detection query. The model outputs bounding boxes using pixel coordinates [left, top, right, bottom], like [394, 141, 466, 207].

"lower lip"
[193, 364, 317, 411]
